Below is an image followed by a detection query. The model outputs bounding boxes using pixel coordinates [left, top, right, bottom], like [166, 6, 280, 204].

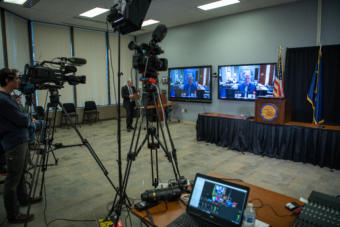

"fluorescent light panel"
[80, 7, 109, 18]
[142, 19, 160, 27]
[4, 0, 27, 5]
[198, 0, 240, 11]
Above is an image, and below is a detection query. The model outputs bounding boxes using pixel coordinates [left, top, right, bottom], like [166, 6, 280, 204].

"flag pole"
[279, 45, 284, 84]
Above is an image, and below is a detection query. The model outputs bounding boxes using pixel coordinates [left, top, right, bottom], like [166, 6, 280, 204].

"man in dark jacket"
[122, 80, 138, 132]
[0, 68, 41, 224]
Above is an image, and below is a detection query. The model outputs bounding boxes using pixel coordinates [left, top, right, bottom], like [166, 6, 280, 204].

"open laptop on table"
[167, 173, 250, 227]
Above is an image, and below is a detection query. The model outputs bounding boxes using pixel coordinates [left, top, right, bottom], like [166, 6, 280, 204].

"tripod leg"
[50, 150, 58, 165]
[24, 149, 43, 227]
[139, 92, 180, 183]
[155, 85, 182, 178]
[38, 150, 50, 197]
[108, 110, 149, 218]
[154, 90, 182, 180]
[58, 101, 119, 194]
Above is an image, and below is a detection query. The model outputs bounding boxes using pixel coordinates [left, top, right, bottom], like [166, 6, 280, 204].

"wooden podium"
[255, 97, 291, 124]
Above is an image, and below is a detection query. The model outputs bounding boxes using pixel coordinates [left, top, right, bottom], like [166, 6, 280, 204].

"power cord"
[41, 173, 98, 227]
[250, 198, 295, 218]
[47, 218, 96, 226]
[141, 201, 168, 226]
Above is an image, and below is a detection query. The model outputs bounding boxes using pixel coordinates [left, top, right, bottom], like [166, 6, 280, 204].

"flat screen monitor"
[218, 63, 276, 101]
[168, 66, 212, 103]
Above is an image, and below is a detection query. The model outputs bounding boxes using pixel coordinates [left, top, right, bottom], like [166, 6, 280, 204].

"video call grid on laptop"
[167, 173, 250, 227]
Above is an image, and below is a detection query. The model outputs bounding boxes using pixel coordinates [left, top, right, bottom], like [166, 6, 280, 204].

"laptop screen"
[187, 174, 250, 226]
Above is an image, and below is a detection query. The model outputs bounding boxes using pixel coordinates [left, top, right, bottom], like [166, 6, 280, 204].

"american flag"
[273, 53, 285, 97]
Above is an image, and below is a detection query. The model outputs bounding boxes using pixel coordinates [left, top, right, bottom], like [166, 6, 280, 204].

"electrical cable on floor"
[106, 197, 141, 213]
[41, 172, 98, 227]
[46, 218, 96, 226]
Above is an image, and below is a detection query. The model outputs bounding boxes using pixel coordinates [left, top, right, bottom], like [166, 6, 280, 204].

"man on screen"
[184, 76, 197, 97]
[238, 74, 256, 98]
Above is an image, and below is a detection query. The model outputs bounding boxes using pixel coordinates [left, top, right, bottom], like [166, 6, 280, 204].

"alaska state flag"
[307, 49, 324, 124]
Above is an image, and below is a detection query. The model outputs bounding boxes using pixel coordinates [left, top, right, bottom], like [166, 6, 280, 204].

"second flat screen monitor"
[168, 66, 212, 103]
[218, 63, 276, 101]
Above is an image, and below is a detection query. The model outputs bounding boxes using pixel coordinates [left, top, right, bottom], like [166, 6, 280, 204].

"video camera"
[19, 57, 87, 95]
[128, 24, 168, 79]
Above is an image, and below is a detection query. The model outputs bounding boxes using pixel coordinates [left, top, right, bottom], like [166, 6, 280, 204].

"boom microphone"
[152, 24, 167, 43]
[67, 57, 87, 66]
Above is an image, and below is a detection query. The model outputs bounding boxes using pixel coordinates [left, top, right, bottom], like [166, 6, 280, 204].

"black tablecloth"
[196, 115, 340, 170]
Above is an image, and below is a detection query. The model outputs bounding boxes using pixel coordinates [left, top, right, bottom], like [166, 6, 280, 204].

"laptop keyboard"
[167, 213, 215, 227]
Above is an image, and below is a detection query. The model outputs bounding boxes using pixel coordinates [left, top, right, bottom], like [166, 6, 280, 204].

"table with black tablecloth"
[196, 113, 340, 170]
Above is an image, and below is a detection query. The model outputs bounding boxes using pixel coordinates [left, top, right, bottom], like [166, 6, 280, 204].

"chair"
[61, 103, 79, 126]
[83, 101, 99, 123]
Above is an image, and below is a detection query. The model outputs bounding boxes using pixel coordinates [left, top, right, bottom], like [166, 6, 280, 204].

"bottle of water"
[243, 202, 256, 227]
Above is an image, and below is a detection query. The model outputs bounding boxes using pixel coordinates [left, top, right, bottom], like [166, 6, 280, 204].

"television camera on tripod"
[108, 24, 188, 224]
[18, 57, 120, 226]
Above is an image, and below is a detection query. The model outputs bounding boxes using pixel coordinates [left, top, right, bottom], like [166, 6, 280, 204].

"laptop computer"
[167, 173, 250, 227]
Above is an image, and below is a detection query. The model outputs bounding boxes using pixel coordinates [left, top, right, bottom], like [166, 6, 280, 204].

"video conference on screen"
[218, 63, 276, 100]
[168, 66, 211, 102]
[197, 181, 247, 224]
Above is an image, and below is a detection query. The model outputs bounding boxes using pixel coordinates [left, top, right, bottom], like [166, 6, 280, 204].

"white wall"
[32, 22, 74, 106]
[5, 12, 29, 73]
[73, 28, 108, 106]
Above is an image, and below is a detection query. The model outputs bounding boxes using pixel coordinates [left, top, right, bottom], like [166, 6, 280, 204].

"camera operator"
[0, 68, 42, 224]
[12, 94, 46, 147]
[122, 80, 139, 132]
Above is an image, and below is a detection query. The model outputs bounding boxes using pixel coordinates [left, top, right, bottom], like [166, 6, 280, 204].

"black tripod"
[108, 82, 184, 223]
[24, 87, 120, 227]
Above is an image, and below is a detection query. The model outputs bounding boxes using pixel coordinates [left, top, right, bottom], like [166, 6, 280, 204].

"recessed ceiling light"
[142, 19, 160, 27]
[198, 0, 240, 11]
[79, 7, 110, 18]
[3, 0, 27, 5]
